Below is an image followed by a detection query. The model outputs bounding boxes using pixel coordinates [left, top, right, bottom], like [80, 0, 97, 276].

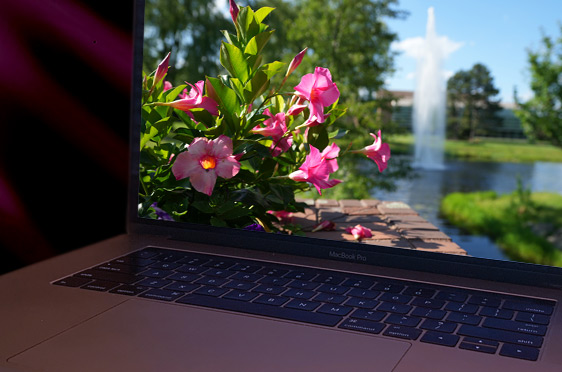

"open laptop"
[2, 1, 562, 371]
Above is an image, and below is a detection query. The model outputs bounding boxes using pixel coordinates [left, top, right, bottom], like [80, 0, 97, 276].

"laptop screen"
[134, 0, 562, 274]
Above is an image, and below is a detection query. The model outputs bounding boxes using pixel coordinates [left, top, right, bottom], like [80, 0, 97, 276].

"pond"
[373, 159, 562, 261]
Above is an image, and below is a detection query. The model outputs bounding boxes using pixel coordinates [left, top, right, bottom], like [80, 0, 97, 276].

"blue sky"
[385, 0, 562, 103]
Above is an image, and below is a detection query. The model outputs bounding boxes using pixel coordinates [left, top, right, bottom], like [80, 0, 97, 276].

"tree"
[143, 0, 231, 84]
[446, 63, 502, 140]
[514, 26, 562, 147]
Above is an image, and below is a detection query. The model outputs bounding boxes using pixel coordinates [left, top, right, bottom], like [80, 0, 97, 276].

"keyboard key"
[350, 309, 387, 322]
[444, 302, 479, 314]
[420, 319, 458, 333]
[204, 268, 234, 278]
[348, 288, 380, 299]
[176, 265, 207, 274]
[379, 293, 412, 304]
[503, 300, 554, 315]
[224, 280, 257, 291]
[54, 276, 92, 287]
[288, 280, 320, 290]
[457, 324, 543, 348]
[459, 342, 497, 354]
[284, 289, 316, 300]
[500, 343, 540, 361]
[285, 270, 317, 281]
[203, 259, 236, 269]
[285, 299, 321, 312]
[313, 274, 346, 285]
[82, 280, 119, 292]
[95, 262, 147, 275]
[377, 302, 411, 314]
[403, 287, 436, 298]
[341, 278, 375, 289]
[339, 318, 385, 334]
[167, 272, 200, 283]
[223, 291, 259, 302]
[140, 289, 185, 301]
[383, 325, 422, 340]
[230, 264, 262, 273]
[515, 312, 550, 325]
[411, 298, 445, 309]
[259, 277, 290, 286]
[317, 304, 353, 316]
[479, 307, 514, 320]
[231, 272, 263, 282]
[254, 295, 289, 307]
[136, 278, 173, 288]
[164, 282, 199, 292]
[468, 295, 501, 308]
[435, 291, 468, 302]
[446, 312, 481, 325]
[178, 294, 341, 326]
[313, 293, 347, 304]
[253, 284, 286, 295]
[193, 286, 229, 297]
[421, 331, 459, 347]
[345, 298, 379, 309]
[194, 277, 229, 287]
[411, 307, 446, 320]
[142, 269, 174, 279]
[373, 283, 405, 293]
[150, 262, 182, 270]
[317, 284, 349, 295]
[385, 314, 421, 327]
[109, 284, 148, 296]
[256, 267, 289, 277]
[111, 256, 155, 267]
[462, 337, 499, 347]
[128, 249, 160, 259]
[483, 318, 547, 336]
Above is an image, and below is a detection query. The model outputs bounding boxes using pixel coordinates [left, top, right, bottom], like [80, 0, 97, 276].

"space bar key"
[177, 293, 342, 327]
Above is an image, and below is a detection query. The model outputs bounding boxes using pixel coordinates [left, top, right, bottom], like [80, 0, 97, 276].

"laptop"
[2, 1, 562, 371]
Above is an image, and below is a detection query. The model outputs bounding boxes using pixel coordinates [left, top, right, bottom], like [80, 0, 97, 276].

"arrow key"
[421, 331, 459, 347]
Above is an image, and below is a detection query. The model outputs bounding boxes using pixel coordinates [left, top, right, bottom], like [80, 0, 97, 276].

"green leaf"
[307, 125, 329, 151]
[161, 84, 187, 102]
[210, 216, 228, 227]
[260, 61, 286, 79]
[254, 7, 275, 23]
[140, 124, 159, 149]
[243, 70, 269, 103]
[221, 42, 249, 82]
[206, 77, 240, 117]
[244, 31, 273, 56]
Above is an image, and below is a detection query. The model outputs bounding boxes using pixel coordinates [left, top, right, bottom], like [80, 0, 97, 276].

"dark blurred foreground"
[0, 0, 135, 274]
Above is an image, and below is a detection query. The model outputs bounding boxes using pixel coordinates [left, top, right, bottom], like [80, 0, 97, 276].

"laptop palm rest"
[10, 299, 410, 371]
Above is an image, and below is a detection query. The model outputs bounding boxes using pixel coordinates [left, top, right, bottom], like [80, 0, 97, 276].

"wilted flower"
[294, 67, 340, 125]
[289, 143, 341, 194]
[172, 135, 240, 196]
[312, 220, 336, 232]
[345, 224, 373, 241]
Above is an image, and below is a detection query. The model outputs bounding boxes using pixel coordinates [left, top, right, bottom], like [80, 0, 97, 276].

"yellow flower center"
[200, 155, 217, 170]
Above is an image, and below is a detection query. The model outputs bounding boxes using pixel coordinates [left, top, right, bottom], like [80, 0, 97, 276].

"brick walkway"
[293, 199, 467, 255]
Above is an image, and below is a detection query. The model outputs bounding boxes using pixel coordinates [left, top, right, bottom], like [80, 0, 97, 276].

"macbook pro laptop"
[2, 1, 562, 371]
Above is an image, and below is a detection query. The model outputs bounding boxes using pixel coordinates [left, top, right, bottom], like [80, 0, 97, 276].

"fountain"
[412, 7, 447, 170]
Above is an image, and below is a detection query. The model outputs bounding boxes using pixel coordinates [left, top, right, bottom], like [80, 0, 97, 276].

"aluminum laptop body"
[1, 1, 562, 371]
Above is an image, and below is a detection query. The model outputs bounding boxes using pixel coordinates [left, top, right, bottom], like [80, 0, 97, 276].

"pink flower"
[294, 67, 340, 124]
[268, 210, 294, 224]
[163, 81, 173, 91]
[288, 143, 341, 194]
[229, 0, 239, 24]
[286, 48, 307, 77]
[162, 80, 219, 116]
[312, 220, 336, 232]
[172, 135, 240, 196]
[357, 130, 391, 172]
[153, 52, 171, 87]
[345, 224, 373, 241]
[251, 109, 293, 155]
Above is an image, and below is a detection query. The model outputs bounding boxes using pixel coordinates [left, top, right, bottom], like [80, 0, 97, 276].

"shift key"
[458, 325, 543, 348]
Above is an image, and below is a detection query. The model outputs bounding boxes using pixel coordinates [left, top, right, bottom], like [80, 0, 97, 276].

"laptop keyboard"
[53, 247, 555, 362]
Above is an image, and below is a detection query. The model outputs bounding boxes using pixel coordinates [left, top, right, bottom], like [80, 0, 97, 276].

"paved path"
[293, 199, 467, 256]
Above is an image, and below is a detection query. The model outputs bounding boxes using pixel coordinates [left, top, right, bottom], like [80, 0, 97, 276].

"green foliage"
[139, 3, 394, 231]
[446, 63, 503, 140]
[514, 26, 562, 148]
[440, 190, 562, 267]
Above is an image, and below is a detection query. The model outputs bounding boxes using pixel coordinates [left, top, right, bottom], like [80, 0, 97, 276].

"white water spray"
[412, 7, 447, 169]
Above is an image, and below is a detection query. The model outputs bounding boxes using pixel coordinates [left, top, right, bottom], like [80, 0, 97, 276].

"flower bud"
[286, 48, 307, 77]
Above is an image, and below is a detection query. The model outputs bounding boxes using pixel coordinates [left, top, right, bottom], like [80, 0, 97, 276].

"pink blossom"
[288, 143, 341, 194]
[163, 81, 173, 91]
[229, 0, 239, 24]
[251, 109, 293, 155]
[286, 48, 307, 77]
[162, 80, 219, 116]
[172, 135, 240, 196]
[357, 130, 391, 172]
[312, 220, 336, 232]
[345, 224, 373, 241]
[268, 210, 294, 224]
[294, 67, 340, 124]
[153, 52, 171, 87]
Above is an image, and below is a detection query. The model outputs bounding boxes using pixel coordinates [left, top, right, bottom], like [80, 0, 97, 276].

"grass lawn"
[440, 190, 562, 267]
[387, 134, 562, 163]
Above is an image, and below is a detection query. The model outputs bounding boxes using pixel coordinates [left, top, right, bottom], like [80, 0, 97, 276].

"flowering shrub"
[138, 1, 390, 232]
